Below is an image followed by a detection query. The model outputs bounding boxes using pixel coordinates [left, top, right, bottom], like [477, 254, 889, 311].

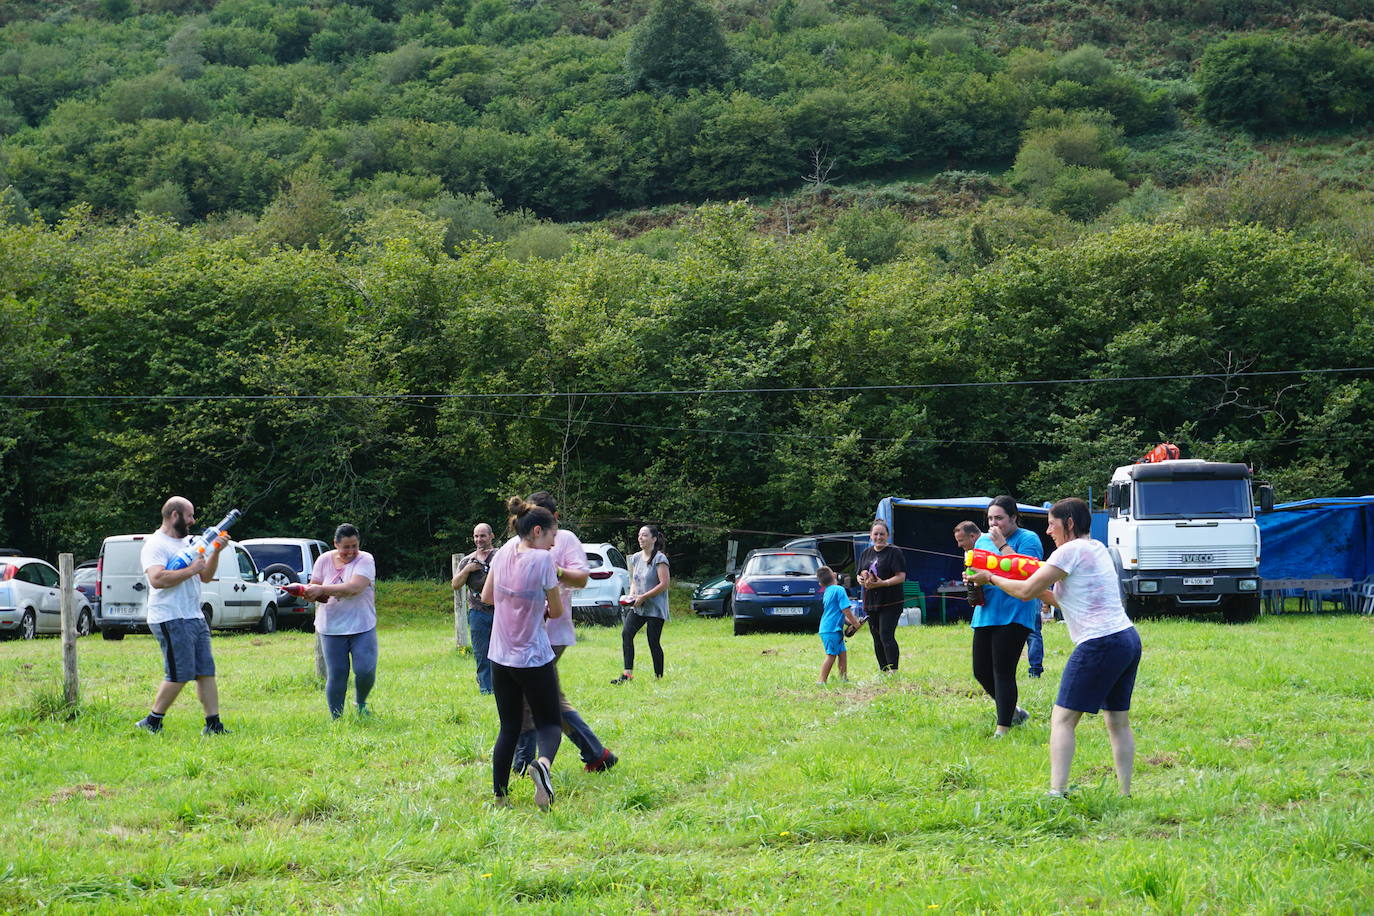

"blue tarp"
[1254, 497, 1374, 580]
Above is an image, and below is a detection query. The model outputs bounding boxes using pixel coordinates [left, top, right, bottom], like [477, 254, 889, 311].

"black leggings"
[869, 605, 902, 671]
[491, 660, 562, 796]
[972, 623, 1031, 727]
[622, 612, 665, 677]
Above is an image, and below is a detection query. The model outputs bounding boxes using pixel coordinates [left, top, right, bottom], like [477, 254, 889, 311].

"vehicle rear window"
[242, 544, 303, 571]
[587, 553, 605, 569]
[744, 554, 820, 577]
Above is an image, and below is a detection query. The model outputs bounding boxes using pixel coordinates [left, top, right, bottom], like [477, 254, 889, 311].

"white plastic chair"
[1359, 577, 1374, 615]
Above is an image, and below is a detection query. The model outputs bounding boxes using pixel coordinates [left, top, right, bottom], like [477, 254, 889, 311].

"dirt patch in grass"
[47, 783, 112, 803]
[1146, 753, 1180, 768]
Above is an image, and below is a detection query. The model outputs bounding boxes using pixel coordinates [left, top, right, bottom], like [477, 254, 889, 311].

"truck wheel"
[1222, 595, 1260, 624]
[256, 603, 278, 634]
[101, 628, 125, 641]
[202, 604, 213, 630]
[1125, 596, 1151, 620]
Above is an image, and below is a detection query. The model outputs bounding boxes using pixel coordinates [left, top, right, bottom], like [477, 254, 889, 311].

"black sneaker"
[1011, 707, 1030, 727]
[512, 758, 530, 777]
[135, 716, 163, 734]
[529, 759, 554, 810]
[202, 721, 229, 736]
[610, 674, 632, 685]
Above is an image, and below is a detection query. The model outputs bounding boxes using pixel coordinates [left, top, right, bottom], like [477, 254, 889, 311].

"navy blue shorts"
[152, 617, 216, 682]
[1056, 626, 1141, 713]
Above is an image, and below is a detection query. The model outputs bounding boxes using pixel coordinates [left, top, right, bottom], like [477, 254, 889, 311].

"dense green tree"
[625, 0, 734, 95]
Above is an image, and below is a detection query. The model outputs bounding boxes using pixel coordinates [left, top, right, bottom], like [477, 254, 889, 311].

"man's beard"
[172, 516, 191, 538]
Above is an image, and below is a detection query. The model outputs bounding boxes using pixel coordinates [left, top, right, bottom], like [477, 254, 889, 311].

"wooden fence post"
[58, 553, 79, 706]
[452, 554, 470, 649]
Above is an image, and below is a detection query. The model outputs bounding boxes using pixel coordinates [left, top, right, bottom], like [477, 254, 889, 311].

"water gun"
[165, 508, 242, 571]
[964, 547, 1044, 581]
[281, 583, 308, 598]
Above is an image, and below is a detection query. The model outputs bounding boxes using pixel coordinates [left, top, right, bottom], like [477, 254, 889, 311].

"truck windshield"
[1134, 479, 1252, 519]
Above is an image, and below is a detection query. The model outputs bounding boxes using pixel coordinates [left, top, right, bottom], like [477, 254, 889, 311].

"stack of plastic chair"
[901, 582, 926, 625]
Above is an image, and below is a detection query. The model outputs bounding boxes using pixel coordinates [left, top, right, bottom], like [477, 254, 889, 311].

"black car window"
[244, 544, 303, 572]
[745, 554, 820, 576]
[236, 549, 258, 580]
[586, 553, 604, 569]
[38, 564, 59, 587]
[606, 547, 627, 570]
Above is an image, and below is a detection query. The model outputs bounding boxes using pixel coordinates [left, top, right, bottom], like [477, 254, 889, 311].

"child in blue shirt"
[817, 566, 862, 685]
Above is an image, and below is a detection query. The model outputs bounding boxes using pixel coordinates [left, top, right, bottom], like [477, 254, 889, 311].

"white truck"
[95, 534, 283, 639]
[1104, 455, 1273, 624]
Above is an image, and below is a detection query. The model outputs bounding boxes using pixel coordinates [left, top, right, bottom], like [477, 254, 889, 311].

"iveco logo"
[1182, 553, 1215, 564]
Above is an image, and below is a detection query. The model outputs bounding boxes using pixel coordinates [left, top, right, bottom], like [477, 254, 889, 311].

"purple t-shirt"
[310, 550, 377, 636]
[487, 539, 558, 668]
[545, 528, 589, 648]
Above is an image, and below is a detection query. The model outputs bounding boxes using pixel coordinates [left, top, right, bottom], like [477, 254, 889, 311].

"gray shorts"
[152, 617, 216, 682]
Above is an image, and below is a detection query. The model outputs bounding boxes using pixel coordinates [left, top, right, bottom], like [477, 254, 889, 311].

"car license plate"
[105, 604, 140, 617]
[771, 606, 805, 616]
[1183, 577, 1214, 586]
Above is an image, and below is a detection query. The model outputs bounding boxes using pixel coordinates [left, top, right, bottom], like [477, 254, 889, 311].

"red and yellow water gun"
[964, 548, 1044, 581]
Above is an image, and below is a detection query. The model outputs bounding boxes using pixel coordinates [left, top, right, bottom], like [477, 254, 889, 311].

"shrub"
[1040, 166, 1130, 221]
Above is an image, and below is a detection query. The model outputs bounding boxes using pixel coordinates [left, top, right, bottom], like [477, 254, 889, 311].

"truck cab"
[1105, 459, 1273, 623]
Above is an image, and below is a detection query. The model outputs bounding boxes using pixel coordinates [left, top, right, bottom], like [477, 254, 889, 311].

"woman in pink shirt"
[480, 497, 568, 809]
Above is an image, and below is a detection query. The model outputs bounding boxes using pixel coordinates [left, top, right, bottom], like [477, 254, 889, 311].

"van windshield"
[1134, 479, 1252, 519]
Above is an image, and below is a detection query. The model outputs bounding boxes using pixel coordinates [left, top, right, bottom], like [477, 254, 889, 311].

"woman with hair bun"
[966, 497, 1141, 797]
[479, 497, 567, 809]
[611, 525, 670, 684]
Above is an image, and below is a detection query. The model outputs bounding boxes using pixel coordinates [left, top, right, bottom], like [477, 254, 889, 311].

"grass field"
[1, 582, 1371, 914]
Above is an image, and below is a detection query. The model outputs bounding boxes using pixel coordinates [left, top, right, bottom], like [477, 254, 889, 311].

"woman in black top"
[857, 519, 907, 671]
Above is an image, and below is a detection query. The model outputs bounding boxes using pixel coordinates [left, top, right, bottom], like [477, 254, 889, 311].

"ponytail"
[507, 497, 556, 540]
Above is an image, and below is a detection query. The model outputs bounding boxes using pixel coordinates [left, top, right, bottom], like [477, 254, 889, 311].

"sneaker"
[135, 716, 162, 734]
[529, 760, 554, 810]
[610, 674, 632, 685]
[512, 757, 530, 778]
[202, 721, 229, 736]
[585, 749, 618, 773]
[491, 795, 512, 809]
[1028, 670, 1043, 679]
[1011, 707, 1030, 727]
[357, 704, 372, 718]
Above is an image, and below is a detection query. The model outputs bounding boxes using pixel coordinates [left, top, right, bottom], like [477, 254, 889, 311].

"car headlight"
[1139, 580, 1159, 593]
[1238, 579, 1258, 591]
[700, 588, 721, 597]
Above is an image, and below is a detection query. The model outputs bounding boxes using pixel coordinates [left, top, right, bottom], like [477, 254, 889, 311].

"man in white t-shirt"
[135, 496, 230, 736]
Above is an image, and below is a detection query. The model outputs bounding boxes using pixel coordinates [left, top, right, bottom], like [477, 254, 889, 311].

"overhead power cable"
[2, 365, 1371, 403]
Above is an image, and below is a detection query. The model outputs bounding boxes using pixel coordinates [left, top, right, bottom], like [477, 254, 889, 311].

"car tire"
[76, 609, 94, 637]
[101, 627, 125, 641]
[298, 616, 315, 634]
[733, 618, 750, 636]
[261, 563, 299, 589]
[202, 604, 213, 630]
[256, 603, 278, 634]
[20, 609, 37, 640]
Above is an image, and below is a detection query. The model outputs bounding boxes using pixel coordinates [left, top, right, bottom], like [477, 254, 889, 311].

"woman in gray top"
[612, 526, 670, 684]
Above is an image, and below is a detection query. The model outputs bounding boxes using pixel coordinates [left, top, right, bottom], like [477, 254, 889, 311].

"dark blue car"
[731, 547, 826, 635]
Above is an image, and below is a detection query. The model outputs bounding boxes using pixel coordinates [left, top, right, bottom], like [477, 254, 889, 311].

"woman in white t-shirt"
[966, 497, 1141, 797]
[304, 523, 378, 720]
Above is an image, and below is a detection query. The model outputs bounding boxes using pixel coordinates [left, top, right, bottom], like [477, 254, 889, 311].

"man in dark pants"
[452, 522, 496, 694]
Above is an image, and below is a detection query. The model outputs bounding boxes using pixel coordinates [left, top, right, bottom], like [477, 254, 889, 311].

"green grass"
[1, 583, 1371, 914]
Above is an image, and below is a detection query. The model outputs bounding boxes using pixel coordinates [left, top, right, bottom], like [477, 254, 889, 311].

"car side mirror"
[725, 572, 736, 582]
[1258, 484, 1274, 513]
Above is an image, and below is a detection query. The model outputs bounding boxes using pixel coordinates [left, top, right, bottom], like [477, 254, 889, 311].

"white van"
[95, 534, 283, 639]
